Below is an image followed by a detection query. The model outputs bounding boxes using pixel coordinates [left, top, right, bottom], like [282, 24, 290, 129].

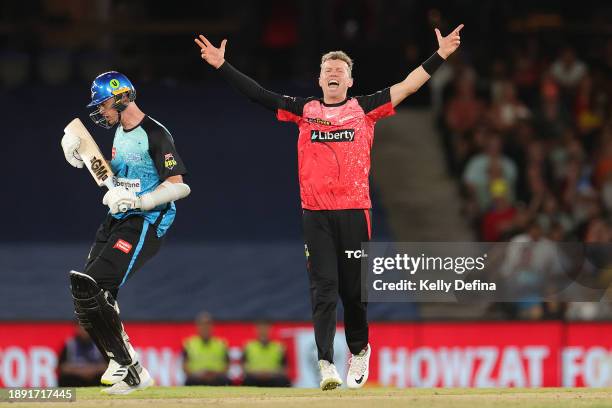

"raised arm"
[390, 24, 463, 107]
[194, 35, 285, 111]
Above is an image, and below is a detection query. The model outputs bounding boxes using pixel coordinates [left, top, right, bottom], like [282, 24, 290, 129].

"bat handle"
[103, 178, 116, 190]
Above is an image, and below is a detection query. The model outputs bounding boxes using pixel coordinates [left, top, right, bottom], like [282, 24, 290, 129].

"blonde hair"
[320, 51, 353, 77]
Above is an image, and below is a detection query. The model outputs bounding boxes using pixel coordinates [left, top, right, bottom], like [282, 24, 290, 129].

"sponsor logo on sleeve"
[311, 129, 355, 142]
[164, 153, 177, 170]
[113, 239, 133, 254]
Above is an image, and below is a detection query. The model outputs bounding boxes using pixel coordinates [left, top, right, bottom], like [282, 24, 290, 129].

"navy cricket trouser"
[302, 209, 371, 362]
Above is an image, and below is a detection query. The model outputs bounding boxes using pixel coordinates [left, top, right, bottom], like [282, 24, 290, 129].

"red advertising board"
[0, 322, 611, 387]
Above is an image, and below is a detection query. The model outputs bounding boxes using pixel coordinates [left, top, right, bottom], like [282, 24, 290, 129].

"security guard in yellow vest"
[182, 312, 230, 386]
[242, 322, 291, 387]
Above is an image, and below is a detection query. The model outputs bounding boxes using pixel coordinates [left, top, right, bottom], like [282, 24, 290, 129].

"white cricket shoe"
[347, 344, 371, 389]
[101, 343, 137, 385]
[101, 365, 154, 395]
[319, 360, 342, 391]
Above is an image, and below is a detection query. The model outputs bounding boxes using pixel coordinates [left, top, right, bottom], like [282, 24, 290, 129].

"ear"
[347, 77, 354, 88]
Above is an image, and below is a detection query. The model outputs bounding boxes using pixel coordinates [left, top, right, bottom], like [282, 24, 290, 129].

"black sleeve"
[355, 88, 392, 114]
[144, 119, 188, 180]
[218, 61, 307, 116]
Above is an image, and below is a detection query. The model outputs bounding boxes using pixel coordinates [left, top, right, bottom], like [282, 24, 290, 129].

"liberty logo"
[311, 129, 355, 142]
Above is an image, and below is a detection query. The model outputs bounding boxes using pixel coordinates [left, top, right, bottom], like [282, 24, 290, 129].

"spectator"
[548, 130, 585, 186]
[574, 74, 604, 139]
[444, 75, 485, 137]
[489, 82, 531, 132]
[241, 322, 291, 387]
[57, 325, 106, 387]
[480, 178, 517, 241]
[489, 59, 509, 104]
[534, 73, 569, 140]
[536, 195, 573, 237]
[463, 134, 518, 212]
[182, 312, 230, 386]
[592, 137, 612, 190]
[512, 44, 542, 107]
[499, 222, 562, 320]
[550, 47, 587, 93]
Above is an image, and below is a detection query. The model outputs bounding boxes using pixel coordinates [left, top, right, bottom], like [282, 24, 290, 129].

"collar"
[321, 98, 349, 107]
[122, 115, 147, 133]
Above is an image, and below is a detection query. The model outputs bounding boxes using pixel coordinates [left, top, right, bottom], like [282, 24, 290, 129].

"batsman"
[60, 72, 190, 394]
[196, 23, 463, 390]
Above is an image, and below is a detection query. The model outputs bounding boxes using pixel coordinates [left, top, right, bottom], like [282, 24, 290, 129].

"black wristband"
[422, 52, 445, 75]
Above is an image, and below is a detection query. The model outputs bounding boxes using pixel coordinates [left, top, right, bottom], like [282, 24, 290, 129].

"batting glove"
[102, 186, 140, 214]
[61, 132, 84, 168]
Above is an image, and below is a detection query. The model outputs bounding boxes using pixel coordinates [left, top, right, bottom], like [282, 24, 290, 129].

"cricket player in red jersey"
[195, 24, 463, 390]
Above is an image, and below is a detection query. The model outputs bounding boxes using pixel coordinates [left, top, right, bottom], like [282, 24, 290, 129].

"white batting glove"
[102, 187, 141, 214]
[61, 132, 84, 168]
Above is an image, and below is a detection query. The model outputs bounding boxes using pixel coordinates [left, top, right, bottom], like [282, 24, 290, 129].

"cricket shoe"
[101, 343, 138, 385]
[347, 344, 371, 389]
[319, 360, 342, 391]
[101, 363, 154, 395]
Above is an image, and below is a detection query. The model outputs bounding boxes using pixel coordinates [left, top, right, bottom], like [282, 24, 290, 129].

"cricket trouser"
[84, 214, 163, 298]
[302, 209, 372, 362]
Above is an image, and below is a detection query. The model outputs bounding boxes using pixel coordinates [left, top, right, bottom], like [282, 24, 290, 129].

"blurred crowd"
[435, 38, 612, 320]
[58, 314, 291, 387]
[182, 312, 290, 387]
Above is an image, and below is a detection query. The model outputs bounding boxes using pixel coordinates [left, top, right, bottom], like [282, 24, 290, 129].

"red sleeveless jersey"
[276, 88, 395, 210]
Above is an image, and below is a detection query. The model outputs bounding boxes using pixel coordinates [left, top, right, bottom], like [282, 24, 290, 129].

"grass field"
[3, 387, 612, 408]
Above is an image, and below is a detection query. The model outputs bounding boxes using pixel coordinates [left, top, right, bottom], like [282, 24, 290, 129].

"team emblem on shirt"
[125, 152, 142, 163]
[164, 153, 177, 170]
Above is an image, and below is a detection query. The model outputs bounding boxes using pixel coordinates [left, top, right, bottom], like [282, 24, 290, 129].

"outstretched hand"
[194, 35, 227, 69]
[435, 24, 464, 59]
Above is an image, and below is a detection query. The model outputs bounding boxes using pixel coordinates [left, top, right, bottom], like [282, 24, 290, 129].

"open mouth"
[328, 80, 340, 89]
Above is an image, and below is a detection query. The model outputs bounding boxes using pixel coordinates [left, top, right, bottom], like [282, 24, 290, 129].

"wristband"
[422, 52, 445, 75]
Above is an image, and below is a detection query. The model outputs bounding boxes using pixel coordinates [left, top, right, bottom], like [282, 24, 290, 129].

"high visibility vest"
[183, 336, 228, 372]
[243, 340, 284, 373]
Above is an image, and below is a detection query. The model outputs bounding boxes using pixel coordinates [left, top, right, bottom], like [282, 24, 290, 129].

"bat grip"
[103, 178, 115, 190]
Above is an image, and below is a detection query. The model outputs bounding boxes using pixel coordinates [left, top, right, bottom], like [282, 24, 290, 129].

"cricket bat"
[64, 118, 127, 212]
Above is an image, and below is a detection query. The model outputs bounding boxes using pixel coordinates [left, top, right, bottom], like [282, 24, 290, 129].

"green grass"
[3, 387, 612, 408]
